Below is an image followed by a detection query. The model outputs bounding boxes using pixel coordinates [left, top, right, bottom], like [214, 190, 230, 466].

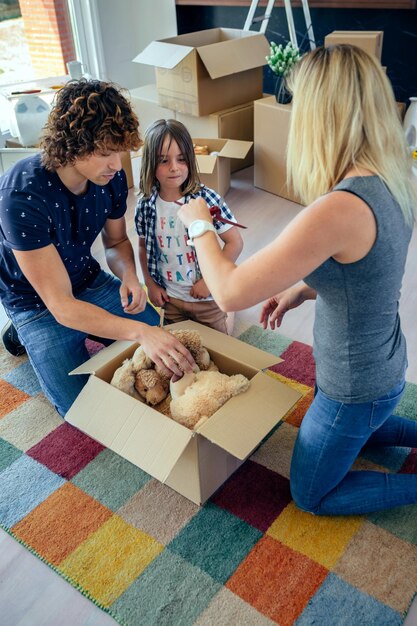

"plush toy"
[110, 358, 143, 402]
[110, 328, 250, 431]
[134, 368, 169, 406]
[170, 370, 250, 430]
[110, 329, 211, 404]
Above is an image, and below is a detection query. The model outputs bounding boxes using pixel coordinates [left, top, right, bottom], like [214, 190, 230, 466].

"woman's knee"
[290, 479, 321, 515]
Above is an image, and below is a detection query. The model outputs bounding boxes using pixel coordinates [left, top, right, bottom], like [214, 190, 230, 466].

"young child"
[135, 119, 243, 333]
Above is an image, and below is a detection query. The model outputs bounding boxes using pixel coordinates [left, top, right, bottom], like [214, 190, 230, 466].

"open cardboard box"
[193, 137, 253, 197]
[132, 28, 269, 117]
[177, 101, 255, 174]
[66, 321, 301, 505]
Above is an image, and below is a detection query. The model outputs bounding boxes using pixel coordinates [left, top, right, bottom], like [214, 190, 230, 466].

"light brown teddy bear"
[170, 370, 250, 430]
[110, 329, 250, 430]
[110, 329, 212, 405]
[134, 368, 169, 406]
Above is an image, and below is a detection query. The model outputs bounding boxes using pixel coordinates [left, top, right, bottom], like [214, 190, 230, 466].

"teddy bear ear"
[131, 346, 153, 371]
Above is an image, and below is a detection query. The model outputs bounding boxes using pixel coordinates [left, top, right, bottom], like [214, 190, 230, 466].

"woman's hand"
[138, 326, 196, 378]
[260, 284, 316, 330]
[177, 197, 212, 228]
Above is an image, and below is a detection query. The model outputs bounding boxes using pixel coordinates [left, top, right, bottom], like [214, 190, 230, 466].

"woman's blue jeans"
[5, 271, 159, 417]
[290, 379, 417, 515]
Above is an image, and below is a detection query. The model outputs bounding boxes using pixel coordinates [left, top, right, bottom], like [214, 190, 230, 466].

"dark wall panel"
[176, 6, 417, 104]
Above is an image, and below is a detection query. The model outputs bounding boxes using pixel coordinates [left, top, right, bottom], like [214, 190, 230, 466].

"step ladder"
[243, 0, 316, 51]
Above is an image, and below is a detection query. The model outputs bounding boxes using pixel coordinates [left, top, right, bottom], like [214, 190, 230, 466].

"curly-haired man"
[0, 79, 194, 416]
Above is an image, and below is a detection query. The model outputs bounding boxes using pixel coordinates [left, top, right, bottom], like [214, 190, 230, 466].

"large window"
[0, 0, 77, 87]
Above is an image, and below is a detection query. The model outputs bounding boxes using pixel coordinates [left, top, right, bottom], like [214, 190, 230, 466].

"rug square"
[0, 395, 62, 451]
[118, 478, 199, 544]
[0, 349, 26, 378]
[334, 521, 417, 612]
[269, 340, 316, 387]
[265, 369, 312, 397]
[361, 445, 411, 472]
[212, 460, 291, 532]
[72, 448, 150, 510]
[193, 587, 277, 626]
[394, 381, 417, 421]
[12, 482, 113, 565]
[250, 422, 298, 479]
[400, 448, 417, 474]
[27, 422, 104, 479]
[284, 388, 314, 428]
[0, 437, 22, 472]
[59, 514, 164, 607]
[226, 534, 328, 626]
[112, 549, 220, 625]
[0, 454, 65, 527]
[351, 456, 389, 472]
[267, 502, 364, 569]
[237, 326, 293, 357]
[168, 502, 262, 584]
[0, 379, 30, 418]
[2, 360, 42, 396]
[296, 572, 403, 626]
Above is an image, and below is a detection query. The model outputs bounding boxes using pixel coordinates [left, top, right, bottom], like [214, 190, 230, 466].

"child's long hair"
[139, 119, 201, 197]
[286, 44, 417, 223]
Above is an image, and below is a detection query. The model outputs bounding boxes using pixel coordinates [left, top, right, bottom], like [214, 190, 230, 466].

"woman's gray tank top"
[304, 176, 412, 403]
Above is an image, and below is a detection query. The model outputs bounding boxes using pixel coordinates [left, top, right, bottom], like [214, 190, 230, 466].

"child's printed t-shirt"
[155, 195, 210, 301]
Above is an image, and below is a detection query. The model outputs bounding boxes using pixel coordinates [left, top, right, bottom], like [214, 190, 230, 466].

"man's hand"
[119, 273, 148, 314]
[190, 278, 210, 300]
[138, 326, 196, 378]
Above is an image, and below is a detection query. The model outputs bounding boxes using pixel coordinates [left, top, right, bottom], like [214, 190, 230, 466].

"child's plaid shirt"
[135, 184, 236, 287]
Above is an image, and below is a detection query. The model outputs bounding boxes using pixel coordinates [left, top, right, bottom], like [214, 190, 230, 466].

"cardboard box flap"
[198, 371, 301, 459]
[193, 137, 252, 160]
[218, 139, 253, 160]
[168, 321, 283, 369]
[197, 32, 269, 79]
[133, 41, 193, 70]
[66, 377, 194, 482]
[196, 154, 217, 174]
[69, 340, 136, 376]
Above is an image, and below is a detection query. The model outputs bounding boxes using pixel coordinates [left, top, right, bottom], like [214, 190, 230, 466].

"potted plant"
[266, 41, 301, 104]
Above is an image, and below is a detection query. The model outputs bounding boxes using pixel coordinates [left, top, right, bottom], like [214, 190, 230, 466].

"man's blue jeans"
[5, 271, 159, 417]
[290, 379, 417, 515]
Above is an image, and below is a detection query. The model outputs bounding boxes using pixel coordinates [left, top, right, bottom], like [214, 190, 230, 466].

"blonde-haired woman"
[178, 44, 417, 515]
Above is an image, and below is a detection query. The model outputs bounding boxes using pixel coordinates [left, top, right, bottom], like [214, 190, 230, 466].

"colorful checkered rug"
[1, 326, 417, 625]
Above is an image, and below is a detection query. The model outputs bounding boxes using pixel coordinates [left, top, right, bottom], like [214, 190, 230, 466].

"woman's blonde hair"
[286, 44, 417, 222]
[139, 119, 201, 197]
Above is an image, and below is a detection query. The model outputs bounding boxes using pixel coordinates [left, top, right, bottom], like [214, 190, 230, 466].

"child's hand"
[190, 278, 210, 300]
[147, 280, 169, 308]
[177, 197, 212, 228]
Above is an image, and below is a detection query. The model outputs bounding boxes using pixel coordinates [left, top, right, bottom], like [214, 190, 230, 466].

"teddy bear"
[110, 328, 212, 405]
[134, 368, 169, 406]
[169, 370, 250, 430]
[110, 328, 250, 430]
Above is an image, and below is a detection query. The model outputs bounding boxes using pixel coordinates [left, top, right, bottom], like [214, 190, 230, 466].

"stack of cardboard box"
[253, 30, 403, 205]
[131, 27, 270, 195]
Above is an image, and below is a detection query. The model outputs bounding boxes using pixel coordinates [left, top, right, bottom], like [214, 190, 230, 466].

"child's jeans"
[290, 379, 417, 515]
